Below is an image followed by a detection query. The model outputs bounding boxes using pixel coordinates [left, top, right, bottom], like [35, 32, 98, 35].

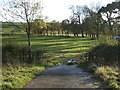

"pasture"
[2, 35, 98, 62]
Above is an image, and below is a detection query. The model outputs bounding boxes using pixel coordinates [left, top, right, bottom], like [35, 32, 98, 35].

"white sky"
[0, 0, 116, 22]
[42, 0, 115, 22]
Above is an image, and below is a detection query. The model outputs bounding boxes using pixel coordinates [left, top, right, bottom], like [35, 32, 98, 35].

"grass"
[2, 64, 45, 89]
[95, 66, 119, 88]
[2, 35, 98, 62]
[1, 22, 26, 35]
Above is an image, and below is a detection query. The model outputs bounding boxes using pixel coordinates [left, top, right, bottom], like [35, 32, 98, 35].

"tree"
[1, 0, 43, 62]
[69, 6, 84, 37]
[48, 20, 61, 36]
[80, 4, 103, 39]
[98, 1, 120, 36]
[69, 5, 101, 37]
[61, 19, 70, 36]
[32, 19, 47, 36]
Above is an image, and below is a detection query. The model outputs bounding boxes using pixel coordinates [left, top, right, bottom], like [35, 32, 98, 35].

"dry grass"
[95, 66, 119, 88]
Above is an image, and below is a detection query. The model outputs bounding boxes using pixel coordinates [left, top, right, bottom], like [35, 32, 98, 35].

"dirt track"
[24, 64, 100, 88]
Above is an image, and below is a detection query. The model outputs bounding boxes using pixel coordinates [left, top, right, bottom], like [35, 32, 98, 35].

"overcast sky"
[42, 0, 115, 22]
[0, 0, 115, 22]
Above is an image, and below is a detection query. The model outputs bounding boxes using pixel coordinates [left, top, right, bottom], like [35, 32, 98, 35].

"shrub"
[79, 39, 120, 88]
[52, 61, 60, 65]
[85, 42, 119, 66]
[2, 41, 45, 66]
[66, 62, 74, 65]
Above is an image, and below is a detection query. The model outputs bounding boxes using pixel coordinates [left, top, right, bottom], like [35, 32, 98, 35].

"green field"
[1, 22, 26, 34]
[3, 35, 98, 62]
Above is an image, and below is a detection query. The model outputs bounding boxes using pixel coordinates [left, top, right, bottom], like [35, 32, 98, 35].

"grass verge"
[2, 64, 45, 89]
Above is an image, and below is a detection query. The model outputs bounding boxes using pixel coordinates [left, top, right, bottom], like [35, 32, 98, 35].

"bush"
[66, 62, 74, 65]
[52, 61, 60, 65]
[85, 42, 119, 66]
[2, 41, 44, 66]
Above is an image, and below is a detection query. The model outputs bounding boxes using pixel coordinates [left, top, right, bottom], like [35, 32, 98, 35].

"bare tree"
[69, 6, 84, 37]
[1, 0, 43, 62]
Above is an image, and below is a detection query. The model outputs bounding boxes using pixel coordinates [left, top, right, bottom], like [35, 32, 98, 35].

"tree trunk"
[50, 32, 52, 36]
[85, 33, 88, 37]
[27, 32, 31, 63]
[67, 32, 69, 36]
[81, 30, 84, 37]
[77, 34, 79, 37]
[96, 30, 99, 39]
[46, 30, 48, 36]
[74, 33, 76, 36]
[26, 21, 31, 63]
[106, 12, 113, 36]
[62, 30, 64, 36]
[78, 15, 84, 38]
[58, 30, 60, 36]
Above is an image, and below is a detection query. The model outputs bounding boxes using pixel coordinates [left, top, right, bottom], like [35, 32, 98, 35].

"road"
[24, 64, 100, 88]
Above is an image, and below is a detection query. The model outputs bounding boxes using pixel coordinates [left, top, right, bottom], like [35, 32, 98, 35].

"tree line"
[31, 1, 120, 39]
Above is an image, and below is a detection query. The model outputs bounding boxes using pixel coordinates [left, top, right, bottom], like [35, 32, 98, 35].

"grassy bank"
[2, 65, 45, 89]
[78, 39, 119, 88]
[2, 60, 61, 89]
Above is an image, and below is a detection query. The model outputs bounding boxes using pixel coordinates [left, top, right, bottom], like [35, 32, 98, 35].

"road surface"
[24, 64, 100, 88]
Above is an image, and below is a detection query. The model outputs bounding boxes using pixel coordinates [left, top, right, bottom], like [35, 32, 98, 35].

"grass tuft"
[2, 65, 45, 89]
